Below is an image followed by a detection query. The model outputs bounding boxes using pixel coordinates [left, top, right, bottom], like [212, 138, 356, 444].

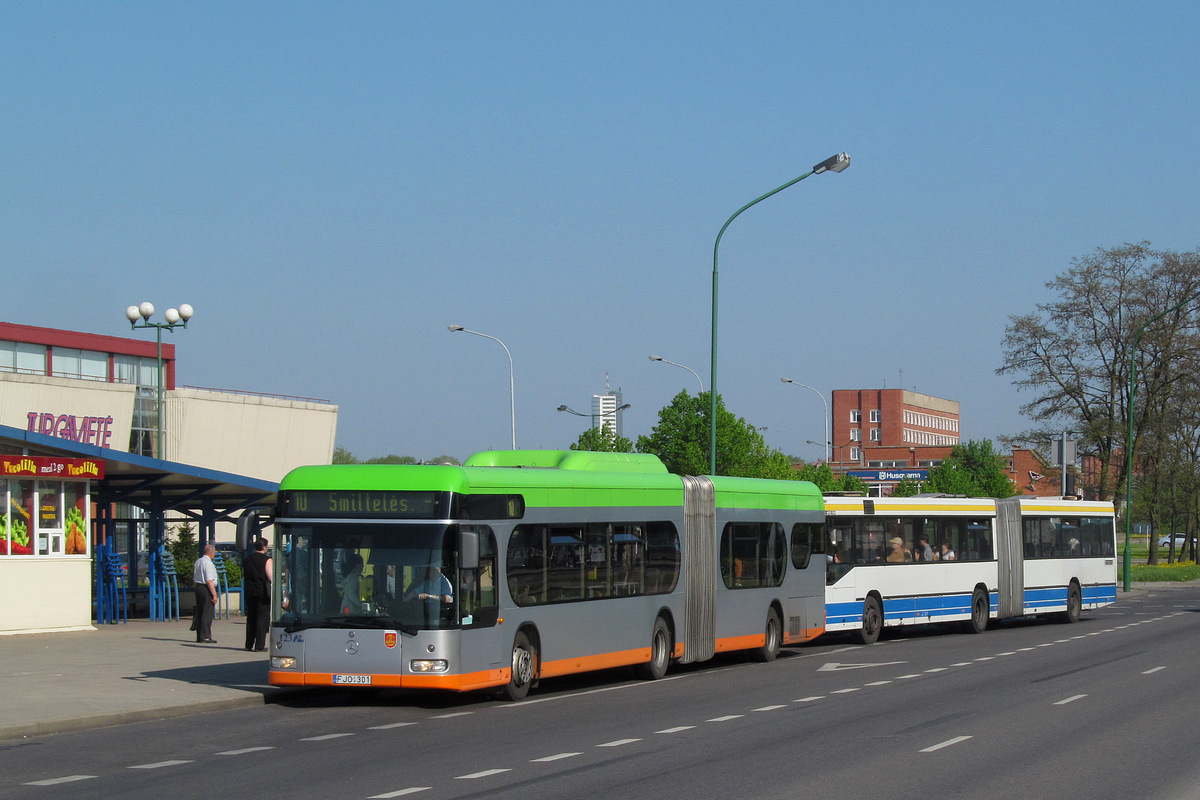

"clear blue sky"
[4, 2, 1197, 463]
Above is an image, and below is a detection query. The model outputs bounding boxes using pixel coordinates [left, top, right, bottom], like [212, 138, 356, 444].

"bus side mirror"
[236, 511, 259, 552]
[460, 530, 479, 571]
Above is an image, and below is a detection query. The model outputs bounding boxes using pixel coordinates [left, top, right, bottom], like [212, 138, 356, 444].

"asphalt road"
[4, 586, 1198, 800]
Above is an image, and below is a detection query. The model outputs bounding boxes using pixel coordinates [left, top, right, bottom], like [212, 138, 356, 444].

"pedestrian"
[192, 544, 219, 643]
[243, 537, 272, 652]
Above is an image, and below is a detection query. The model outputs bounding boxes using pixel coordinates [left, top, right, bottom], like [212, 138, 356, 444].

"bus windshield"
[276, 521, 459, 633]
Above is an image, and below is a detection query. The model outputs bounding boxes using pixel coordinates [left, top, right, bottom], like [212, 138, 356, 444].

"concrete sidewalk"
[0, 615, 292, 741]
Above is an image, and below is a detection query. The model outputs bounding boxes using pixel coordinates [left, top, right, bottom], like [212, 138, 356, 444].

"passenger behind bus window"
[915, 533, 933, 562]
[886, 537, 911, 563]
[940, 541, 956, 561]
[340, 554, 364, 614]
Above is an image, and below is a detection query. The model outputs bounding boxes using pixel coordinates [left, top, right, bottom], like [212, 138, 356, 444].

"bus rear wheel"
[753, 608, 782, 662]
[640, 617, 672, 680]
[1060, 582, 1082, 624]
[964, 588, 989, 634]
[853, 596, 882, 645]
[501, 631, 537, 701]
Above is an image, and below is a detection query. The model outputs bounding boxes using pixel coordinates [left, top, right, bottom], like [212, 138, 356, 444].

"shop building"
[0, 321, 338, 634]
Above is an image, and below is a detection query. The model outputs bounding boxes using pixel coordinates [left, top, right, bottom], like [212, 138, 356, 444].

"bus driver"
[404, 564, 454, 604]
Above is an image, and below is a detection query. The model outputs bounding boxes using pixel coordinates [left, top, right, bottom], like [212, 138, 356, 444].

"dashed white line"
[217, 746, 274, 756]
[531, 752, 581, 762]
[455, 769, 511, 780]
[432, 712, 473, 719]
[794, 696, 824, 703]
[597, 738, 641, 747]
[921, 735, 973, 753]
[369, 788, 430, 798]
[924, 667, 948, 673]
[865, 680, 893, 686]
[951, 662, 973, 666]
[1143, 666, 1167, 675]
[753, 705, 786, 712]
[708, 714, 744, 722]
[24, 775, 96, 786]
[1054, 694, 1087, 705]
[301, 733, 355, 741]
[656, 725, 696, 734]
[369, 722, 417, 730]
[831, 688, 860, 694]
[130, 760, 193, 769]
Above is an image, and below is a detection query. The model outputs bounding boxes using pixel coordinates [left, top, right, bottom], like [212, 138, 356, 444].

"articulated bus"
[267, 450, 827, 699]
[823, 495, 1118, 644]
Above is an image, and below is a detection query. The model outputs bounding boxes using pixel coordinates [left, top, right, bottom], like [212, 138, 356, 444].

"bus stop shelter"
[0, 424, 278, 631]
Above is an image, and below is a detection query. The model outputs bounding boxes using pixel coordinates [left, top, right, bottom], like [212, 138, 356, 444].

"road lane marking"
[951, 662, 972, 667]
[130, 760, 193, 769]
[217, 746, 275, 755]
[921, 735, 972, 753]
[301, 733, 355, 741]
[24, 775, 96, 786]
[896, 674, 921, 679]
[865, 680, 892, 686]
[924, 667, 948, 673]
[455, 769, 511, 779]
[1054, 694, 1087, 705]
[369, 789, 430, 798]
[1143, 666, 1166, 674]
[531, 752, 581, 762]
[818, 660, 908, 672]
[597, 738, 641, 747]
[656, 725, 696, 733]
[369, 722, 417, 729]
[432, 712, 473, 719]
[831, 688, 860, 694]
[753, 705, 786, 712]
[794, 696, 824, 702]
[708, 715, 744, 721]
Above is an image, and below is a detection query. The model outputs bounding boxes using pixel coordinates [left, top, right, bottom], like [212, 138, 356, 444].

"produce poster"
[0, 456, 105, 480]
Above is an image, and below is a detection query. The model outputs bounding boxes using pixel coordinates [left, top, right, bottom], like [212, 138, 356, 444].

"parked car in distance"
[1158, 533, 1189, 548]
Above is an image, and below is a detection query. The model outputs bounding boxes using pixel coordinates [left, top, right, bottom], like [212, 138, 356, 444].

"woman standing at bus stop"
[243, 538, 272, 652]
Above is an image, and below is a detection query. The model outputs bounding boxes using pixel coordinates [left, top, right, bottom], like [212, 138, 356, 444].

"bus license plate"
[333, 674, 372, 685]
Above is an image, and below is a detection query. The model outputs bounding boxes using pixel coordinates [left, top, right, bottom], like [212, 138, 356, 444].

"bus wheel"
[501, 631, 537, 701]
[853, 597, 882, 645]
[753, 608, 782, 662]
[641, 617, 672, 680]
[964, 589, 989, 634]
[1060, 582, 1082, 624]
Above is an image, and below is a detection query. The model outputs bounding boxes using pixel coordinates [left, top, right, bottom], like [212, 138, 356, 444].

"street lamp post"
[709, 152, 850, 475]
[649, 355, 704, 393]
[558, 403, 631, 431]
[781, 378, 830, 462]
[1123, 290, 1200, 591]
[449, 325, 516, 449]
[125, 301, 194, 460]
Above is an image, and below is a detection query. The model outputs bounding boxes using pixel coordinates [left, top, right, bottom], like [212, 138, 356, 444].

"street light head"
[812, 152, 851, 174]
[617, 404, 631, 412]
[649, 355, 663, 362]
[448, 325, 465, 332]
[138, 302, 155, 320]
[125, 305, 141, 323]
[781, 377, 793, 384]
[178, 303, 194, 321]
[165, 308, 180, 324]
[556, 405, 568, 412]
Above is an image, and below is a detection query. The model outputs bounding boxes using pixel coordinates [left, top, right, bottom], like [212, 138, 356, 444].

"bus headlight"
[272, 656, 297, 669]
[410, 659, 449, 673]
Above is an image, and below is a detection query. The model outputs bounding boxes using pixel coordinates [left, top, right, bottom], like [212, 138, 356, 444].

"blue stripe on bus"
[829, 583, 1116, 628]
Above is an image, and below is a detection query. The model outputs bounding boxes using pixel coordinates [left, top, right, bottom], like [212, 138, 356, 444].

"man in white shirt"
[192, 544, 219, 643]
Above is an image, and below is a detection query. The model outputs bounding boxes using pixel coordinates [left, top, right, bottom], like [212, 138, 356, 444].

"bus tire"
[964, 588, 989, 634]
[1060, 582, 1082, 624]
[853, 596, 882, 645]
[501, 631, 537, 701]
[641, 617, 672, 680]
[753, 607, 782, 662]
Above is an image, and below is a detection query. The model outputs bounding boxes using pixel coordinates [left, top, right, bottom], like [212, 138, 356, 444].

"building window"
[850, 410, 861, 423]
[869, 428, 880, 442]
[849, 447, 861, 462]
[850, 428, 861, 442]
[0, 340, 47, 375]
[869, 409, 880, 423]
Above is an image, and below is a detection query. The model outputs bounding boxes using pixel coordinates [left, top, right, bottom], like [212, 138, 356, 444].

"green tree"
[365, 455, 417, 464]
[570, 426, 635, 453]
[924, 440, 1017, 498]
[794, 461, 869, 493]
[889, 476, 924, 497]
[166, 521, 198, 585]
[636, 390, 796, 479]
[332, 446, 358, 464]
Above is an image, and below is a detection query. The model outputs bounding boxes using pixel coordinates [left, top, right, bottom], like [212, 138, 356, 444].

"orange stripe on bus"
[714, 633, 766, 653]
[268, 669, 510, 692]
[539, 646, 651, 679]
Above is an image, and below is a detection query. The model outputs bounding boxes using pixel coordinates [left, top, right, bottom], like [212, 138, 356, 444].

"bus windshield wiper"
[326, 615, 421, 636]
[284, 615, 312, 633]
